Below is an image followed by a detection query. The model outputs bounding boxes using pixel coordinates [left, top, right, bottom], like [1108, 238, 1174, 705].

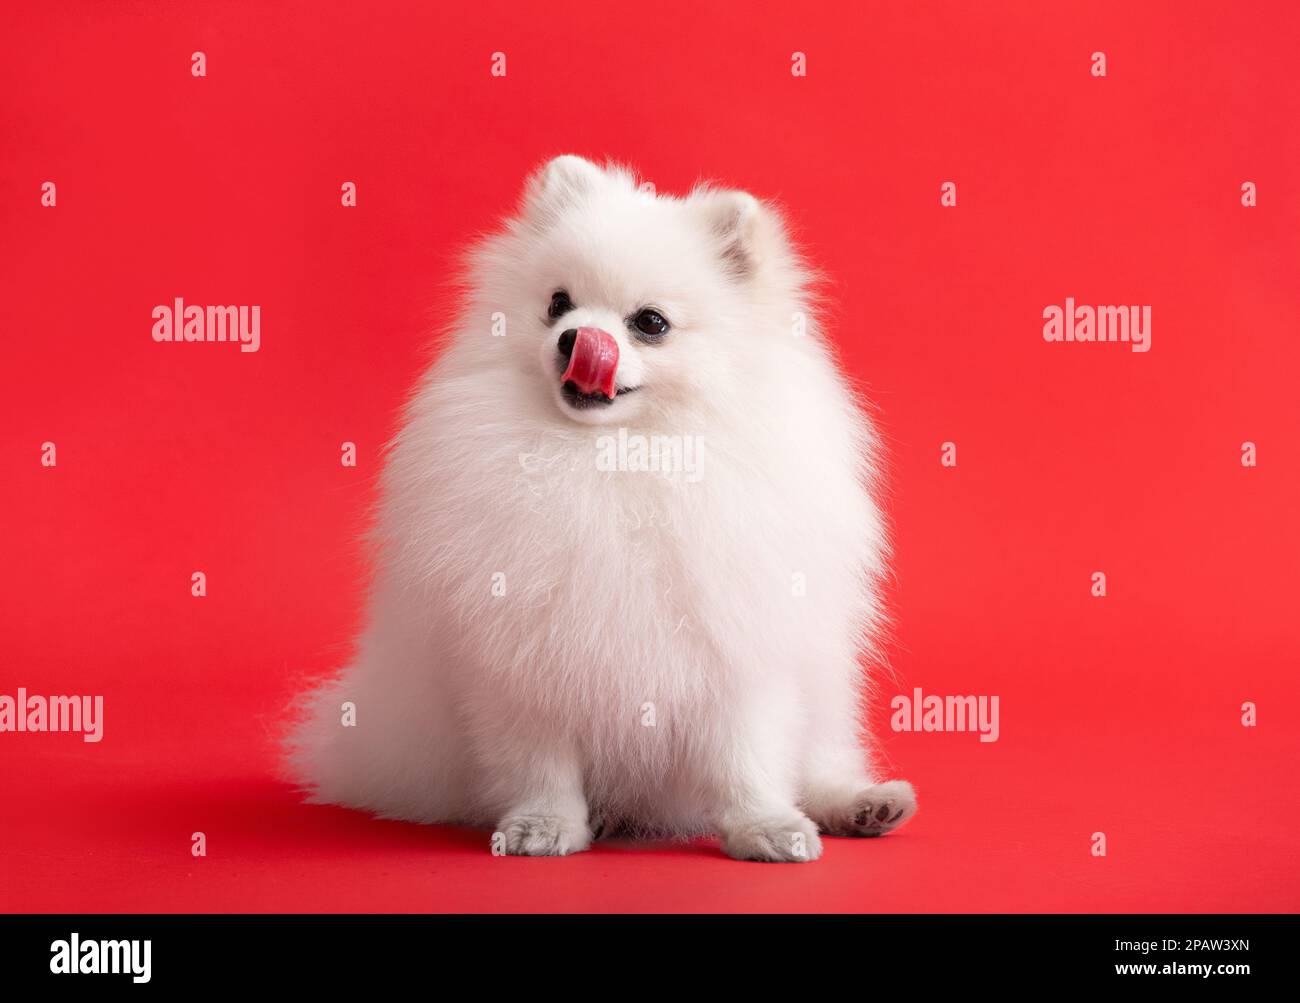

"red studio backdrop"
[2, 1, 1297, 913]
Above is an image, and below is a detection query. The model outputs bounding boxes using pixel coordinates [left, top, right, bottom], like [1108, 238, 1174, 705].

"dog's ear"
[523, 155, 604, 221]
[692, 188, 777, 280]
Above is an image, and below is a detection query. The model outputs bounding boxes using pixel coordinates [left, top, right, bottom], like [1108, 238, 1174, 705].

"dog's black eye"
[631, 309, 670, 341]
[548, 290, 573, 321]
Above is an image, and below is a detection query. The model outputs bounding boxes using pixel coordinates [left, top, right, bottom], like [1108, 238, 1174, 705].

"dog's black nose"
[557, 328, 578, 359]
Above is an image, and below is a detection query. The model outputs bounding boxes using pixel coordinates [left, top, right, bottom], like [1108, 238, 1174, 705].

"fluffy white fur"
[286, 156, 916, 861]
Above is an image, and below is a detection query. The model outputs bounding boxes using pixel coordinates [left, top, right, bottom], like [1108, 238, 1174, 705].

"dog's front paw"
[496, 813, 593, 857]
[839, 780, 917, 837]
[721, 813, 823, 863]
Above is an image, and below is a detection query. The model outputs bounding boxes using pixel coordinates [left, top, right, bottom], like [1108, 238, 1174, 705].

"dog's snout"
[557, 328, 578, 359]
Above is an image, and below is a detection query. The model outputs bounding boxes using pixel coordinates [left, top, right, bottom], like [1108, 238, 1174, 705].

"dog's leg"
[474, 716, 592, 856]
[703, 687, 823, 863]
[799, 690, 918, 838]
[801, 746, 917, 838]
[492, 759, 592, 856]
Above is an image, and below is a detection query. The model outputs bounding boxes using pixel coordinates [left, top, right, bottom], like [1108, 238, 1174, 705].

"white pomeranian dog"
[287, 156, 916, 861]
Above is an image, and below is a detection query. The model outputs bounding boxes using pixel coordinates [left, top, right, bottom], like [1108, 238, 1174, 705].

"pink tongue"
[561, 326, 620, 399]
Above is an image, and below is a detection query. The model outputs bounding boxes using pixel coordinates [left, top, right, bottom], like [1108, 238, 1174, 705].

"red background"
[2, 0, 1297, 912]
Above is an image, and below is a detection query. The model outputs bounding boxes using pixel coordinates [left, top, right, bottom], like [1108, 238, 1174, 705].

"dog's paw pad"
[846, 781, 917, 837]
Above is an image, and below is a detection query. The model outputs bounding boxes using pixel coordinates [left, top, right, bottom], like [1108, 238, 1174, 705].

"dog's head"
[470, 156, 807, 427]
